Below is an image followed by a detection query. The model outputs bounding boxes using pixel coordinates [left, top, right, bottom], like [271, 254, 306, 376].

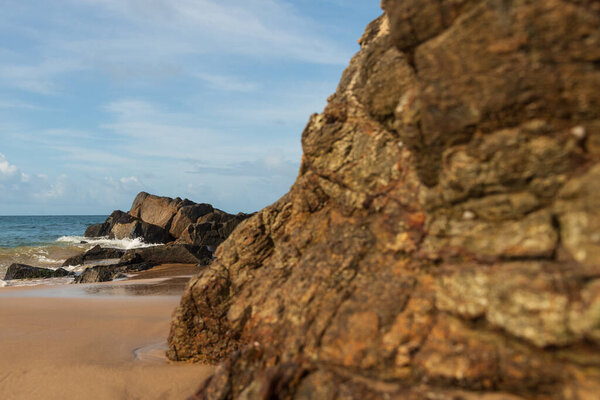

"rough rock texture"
[4, 264, 69, 280]
[168, 1, 600, 399]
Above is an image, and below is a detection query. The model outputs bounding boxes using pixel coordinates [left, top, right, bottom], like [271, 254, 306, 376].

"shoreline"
[0, 267, 211, 400]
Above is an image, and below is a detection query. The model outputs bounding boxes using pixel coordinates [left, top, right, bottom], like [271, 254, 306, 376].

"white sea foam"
[56, 236, 159, 250]
[34, 254, 63, 264]
[0, 276, 74, 287]
[63, 264, 86, 274]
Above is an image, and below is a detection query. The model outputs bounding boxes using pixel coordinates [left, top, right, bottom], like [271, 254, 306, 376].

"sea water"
[0, 215, 156, 287]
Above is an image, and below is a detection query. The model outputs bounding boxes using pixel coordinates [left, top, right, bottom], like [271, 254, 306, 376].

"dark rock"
[84, 223, 106, 238]
[109, 215, 174, 244]
[169, 203, 215, 238]
[74, 262, 155, 284]
[168, 2, 600, 399]
[4, 264, 70, 280]
[121, 244, 212, 266]
[129, 192, 187, 231]
[83, 210, 129, 238]
[178, 213, 252, 248]
[62, 245, 125, 267]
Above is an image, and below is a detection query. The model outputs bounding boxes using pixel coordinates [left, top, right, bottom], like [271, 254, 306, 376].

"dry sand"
[0, 270, 213, 400]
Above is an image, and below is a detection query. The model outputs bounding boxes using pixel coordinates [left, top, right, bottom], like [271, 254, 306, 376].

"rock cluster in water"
[86, 192, 251, 247]
[71, 193, 252, 283]
[167, 1, 600, 398]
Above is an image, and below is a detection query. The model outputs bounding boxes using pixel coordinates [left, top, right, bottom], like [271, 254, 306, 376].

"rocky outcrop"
[168, 1, 600, 399]
[84, 193, 250, 248]
[83, 210, 174, 244]
[4, 264, 69, 280]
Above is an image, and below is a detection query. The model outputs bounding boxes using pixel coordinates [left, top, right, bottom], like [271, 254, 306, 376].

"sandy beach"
[0, 269, 213, 400]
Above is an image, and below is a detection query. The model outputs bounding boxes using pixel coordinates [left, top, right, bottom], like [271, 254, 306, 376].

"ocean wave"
[56, 236, 159, 250]
[0, 279, 6, 287]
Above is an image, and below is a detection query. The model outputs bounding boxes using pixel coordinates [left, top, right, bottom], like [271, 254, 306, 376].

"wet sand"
[0, 267, 212, 400]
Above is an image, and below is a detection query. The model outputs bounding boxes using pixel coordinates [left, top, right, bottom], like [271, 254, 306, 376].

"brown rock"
[169, 203, 214, 238]
[129, 192, 189, 231]
[108, 212, 173, 244]
[168, 1, 600, 399]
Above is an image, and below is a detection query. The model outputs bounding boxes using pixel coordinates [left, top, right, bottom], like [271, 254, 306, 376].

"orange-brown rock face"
[168, 1, 600, 398]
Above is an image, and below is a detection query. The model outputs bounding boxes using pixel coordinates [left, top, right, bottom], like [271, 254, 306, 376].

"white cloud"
[119, 176, 140, 186]
[0, 153, 18, 178]
[35, 174, 68, 199]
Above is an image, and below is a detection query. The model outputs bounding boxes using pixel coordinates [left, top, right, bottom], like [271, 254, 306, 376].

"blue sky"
[0, 0, 381, 215]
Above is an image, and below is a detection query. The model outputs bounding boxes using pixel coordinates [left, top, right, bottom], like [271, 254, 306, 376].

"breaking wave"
[56, 236, 159, 250]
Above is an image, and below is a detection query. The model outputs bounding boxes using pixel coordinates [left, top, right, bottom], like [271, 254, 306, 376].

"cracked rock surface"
[168, 1, 600, 398]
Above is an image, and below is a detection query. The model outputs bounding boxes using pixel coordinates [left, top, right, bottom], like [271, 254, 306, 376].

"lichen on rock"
[168, 1, 600, 398]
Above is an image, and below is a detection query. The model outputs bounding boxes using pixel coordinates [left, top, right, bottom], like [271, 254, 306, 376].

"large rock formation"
[85, 192, 250, 247]
[168, 1, 600, 398]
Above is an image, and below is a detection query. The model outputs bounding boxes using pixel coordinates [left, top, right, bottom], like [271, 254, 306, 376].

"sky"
[0, 0, 382, 215]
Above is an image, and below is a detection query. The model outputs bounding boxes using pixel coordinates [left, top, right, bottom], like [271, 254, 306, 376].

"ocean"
[0, 215, 154, 287]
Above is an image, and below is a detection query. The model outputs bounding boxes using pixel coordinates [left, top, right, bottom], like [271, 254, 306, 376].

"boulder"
[129, 192, 191, 231]
[121, 244, 212, 266]
[83, 210, 129, 238]
[167, 2, 600, 399]
[4, 264, 70, 280]
[107, 212, 173, 244]
[62, 245, 125, 267]
[169, 203, 214, 238]
[83, 223, 106, 237]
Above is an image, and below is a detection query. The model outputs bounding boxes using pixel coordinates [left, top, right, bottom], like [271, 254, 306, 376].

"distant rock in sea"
[62, 192, 253, 283]
[85, 192, 252, 247]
